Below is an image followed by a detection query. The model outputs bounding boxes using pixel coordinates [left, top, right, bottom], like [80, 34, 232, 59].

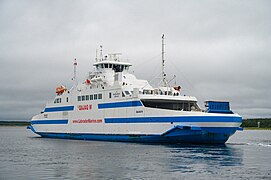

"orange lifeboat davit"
[56, 85, 67, 95]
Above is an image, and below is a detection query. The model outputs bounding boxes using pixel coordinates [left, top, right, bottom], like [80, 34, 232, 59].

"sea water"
[0, 127, 270, 179]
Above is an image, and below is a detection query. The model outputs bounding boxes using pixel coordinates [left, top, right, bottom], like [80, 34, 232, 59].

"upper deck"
[46, 49, 200, 111]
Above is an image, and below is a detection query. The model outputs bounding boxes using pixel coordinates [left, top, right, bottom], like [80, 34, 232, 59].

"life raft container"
[56, 86, 67, 95]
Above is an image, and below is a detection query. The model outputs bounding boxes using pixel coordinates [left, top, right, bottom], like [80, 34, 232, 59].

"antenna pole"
[73, 58, 78, 87]
[100, 45, 103, 61]
[162, 34, 166, 86]
[95, 49, 98, 62]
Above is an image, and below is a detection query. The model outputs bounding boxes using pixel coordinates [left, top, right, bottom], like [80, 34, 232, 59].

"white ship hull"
[29, 99, 242, 144]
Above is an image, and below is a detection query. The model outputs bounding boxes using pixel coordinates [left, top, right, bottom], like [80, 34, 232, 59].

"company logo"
[78, 105, 92, 111]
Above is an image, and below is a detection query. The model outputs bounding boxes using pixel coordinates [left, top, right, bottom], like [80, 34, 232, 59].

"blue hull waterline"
[28, 127, 238, 144]
[28, 116, 242, 144]
[29, 39, 243, 144]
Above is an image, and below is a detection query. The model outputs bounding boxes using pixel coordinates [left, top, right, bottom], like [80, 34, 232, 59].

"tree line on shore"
[241, 118, 271, 128]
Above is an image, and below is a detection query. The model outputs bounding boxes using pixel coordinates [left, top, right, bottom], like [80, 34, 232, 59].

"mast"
[73, 58, 78, 87]
[95, 49, 98, 62]
[99, 45, 103, 61]
[162, 34, 166, 86]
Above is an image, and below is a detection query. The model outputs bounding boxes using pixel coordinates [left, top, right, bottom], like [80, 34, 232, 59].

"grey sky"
[0, 0, 270, 120]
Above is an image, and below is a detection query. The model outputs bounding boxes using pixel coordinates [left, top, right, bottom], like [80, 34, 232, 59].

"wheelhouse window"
[113, 64, 124, 72]
[98, 94, 102, 99]
[109, 92, 112, 98]
[78, 96, 81, 101]
[90, 95, 93, 100]
[94, 94, 97, 100]
[97, 64, 102, 69]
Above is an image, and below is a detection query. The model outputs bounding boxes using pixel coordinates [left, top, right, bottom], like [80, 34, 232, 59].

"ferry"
[28, 35, 242, 144]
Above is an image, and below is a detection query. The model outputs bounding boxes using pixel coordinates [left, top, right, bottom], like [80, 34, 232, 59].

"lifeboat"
[56, 85, 67, 95]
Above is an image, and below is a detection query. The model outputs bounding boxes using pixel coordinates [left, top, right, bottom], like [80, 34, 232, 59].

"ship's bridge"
[89, 53, 134, 87]
[93, 53, 132, 73]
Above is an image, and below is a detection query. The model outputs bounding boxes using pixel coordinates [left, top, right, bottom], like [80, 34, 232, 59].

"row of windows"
[55, 89, 179, 104]
[141, 90, 179, 96]
[54, 98, 62, 104]
[78, 94, 102, 101]
[96, 64, 129, 72]
[141, 99, 201, 111]
[54, 97, 69, 104]
[96, 64, 129, 70]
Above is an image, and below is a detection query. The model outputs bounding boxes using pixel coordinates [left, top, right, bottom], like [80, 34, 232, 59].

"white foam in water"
[246, 143, 271, 148]
[258, 143, 271, 147]
[226, 142, 249, 146]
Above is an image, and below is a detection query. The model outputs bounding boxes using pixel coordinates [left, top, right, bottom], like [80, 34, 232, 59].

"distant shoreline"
[241, 118, 271, 129]
[243, 127, 271, 130]
[0, 121, 30, 126]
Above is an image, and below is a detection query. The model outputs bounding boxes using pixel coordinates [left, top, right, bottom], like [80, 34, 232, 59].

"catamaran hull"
[29, 102, 242, 144]
[28, 126, 239, 144]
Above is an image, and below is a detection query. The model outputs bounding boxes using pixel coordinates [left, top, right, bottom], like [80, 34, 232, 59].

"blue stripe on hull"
[33, 127, 237, 144]
[104, 116, 241, 123]
[98, 101, 142, 109]
[44, 106, 74, 112]
[31, 119, 68, 124]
